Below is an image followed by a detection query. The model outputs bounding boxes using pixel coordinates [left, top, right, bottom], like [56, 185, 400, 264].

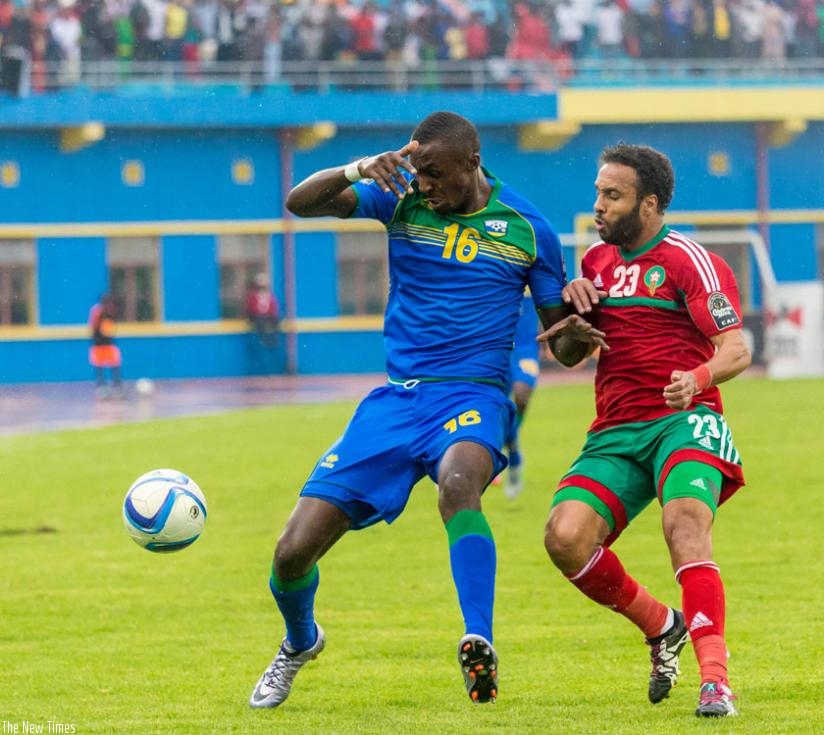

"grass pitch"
[1, 376, 823, 734]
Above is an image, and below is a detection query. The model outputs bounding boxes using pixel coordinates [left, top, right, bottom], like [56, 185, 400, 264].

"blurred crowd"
[0, 0, 822, 90]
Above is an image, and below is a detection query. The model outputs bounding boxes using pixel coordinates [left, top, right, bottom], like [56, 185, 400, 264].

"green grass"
[1, 377, 823, 734]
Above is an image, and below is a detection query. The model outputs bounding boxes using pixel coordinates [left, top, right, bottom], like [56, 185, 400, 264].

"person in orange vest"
[89, 293, 123, 398]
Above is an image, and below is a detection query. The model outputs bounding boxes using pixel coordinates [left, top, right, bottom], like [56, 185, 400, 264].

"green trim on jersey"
[619, 225, 670, 262]
[601, 295, 681, 310]
[445, 509, 494, 546]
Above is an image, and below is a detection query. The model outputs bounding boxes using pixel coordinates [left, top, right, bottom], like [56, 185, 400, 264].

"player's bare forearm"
[663, 328, 752, 409]
[285, 167, 359, 219]
[549, 334, 596, 367]
[286, 141, 419, 219]
[706, 328, 752, 384]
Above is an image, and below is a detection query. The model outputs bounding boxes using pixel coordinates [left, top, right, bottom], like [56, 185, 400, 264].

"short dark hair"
[599, 143, 675, 213]
[412, 111, 480, 156]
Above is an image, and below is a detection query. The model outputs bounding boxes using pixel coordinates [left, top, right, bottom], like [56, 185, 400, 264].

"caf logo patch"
[707, 292, 740, 329]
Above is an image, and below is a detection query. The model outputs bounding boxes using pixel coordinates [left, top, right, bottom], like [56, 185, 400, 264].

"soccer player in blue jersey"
[501, 292, 542, 499]
[250, 111, 570, 709]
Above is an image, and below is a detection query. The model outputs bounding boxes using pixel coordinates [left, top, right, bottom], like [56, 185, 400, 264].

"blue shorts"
[301, 380, 515, 530]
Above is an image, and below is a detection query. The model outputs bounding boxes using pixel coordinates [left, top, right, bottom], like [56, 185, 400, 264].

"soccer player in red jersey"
[541, 144, 751, 717]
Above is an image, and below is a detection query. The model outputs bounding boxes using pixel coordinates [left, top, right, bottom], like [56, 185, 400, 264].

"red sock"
[693, 635, 729, 685]
[569, 547, 669, 639]
[678, 562, 728, 684]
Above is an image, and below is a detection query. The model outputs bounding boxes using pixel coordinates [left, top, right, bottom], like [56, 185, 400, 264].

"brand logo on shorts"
[484, 219, 508, 237]
[593, 273, 604, 288]
[708, 292, 740, 329]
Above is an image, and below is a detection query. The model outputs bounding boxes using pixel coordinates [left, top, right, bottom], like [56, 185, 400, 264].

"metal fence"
[18, 57, 824, 96]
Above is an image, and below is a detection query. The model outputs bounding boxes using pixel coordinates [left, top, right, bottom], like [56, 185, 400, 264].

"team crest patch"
[484, 219, 508, 237]
[644, 266, 666, 296]
[707, 292, 740, 329]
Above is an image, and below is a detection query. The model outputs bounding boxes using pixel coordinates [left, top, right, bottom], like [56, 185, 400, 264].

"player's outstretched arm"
[537, 304, 609, 368]
[285, 141, 419, 219]
[663, 328, 752, 410]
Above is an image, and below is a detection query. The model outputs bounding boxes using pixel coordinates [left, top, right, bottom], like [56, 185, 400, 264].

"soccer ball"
[122, 469, 207, 552]
[135, 377, 155, 396]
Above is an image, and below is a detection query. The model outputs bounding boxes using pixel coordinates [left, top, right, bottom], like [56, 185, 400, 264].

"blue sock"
[269, 565, 320, 652]
[446, 510, 496, 643]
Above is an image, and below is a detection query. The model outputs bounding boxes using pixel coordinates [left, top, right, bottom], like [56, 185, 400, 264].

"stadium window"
[218, 234, 269, 318]
[0, 239, 34, 325]
[107, 237, 160, 322]
[336, 232, 388, 316]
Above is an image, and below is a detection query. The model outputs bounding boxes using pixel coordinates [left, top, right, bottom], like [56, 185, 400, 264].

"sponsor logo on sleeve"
[708, 292, 740, 329]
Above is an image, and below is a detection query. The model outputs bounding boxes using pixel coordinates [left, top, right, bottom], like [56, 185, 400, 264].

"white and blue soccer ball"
[122, 469, 207, 553]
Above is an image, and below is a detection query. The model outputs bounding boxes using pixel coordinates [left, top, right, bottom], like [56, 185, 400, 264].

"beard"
[603, 201, 643, 248]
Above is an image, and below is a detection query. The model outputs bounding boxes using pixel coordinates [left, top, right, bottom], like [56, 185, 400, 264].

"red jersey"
[583, 226, 743, 433]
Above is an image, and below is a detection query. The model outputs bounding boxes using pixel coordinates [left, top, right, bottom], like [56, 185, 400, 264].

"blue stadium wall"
[0, 89, 822, 383]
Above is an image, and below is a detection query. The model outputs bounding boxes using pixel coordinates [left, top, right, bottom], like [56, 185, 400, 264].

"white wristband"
[343, 158, 366, 183]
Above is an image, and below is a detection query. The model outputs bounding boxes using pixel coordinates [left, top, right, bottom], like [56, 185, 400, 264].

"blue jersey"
[513, 294, 540, 356]
[352, 169, 565, 386]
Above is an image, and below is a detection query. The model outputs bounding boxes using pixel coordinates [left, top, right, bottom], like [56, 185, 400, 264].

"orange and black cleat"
[458, 634, 498, 704]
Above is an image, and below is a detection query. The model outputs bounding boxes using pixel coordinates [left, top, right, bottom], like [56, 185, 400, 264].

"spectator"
[506, 1, 555, 60]
[636, 0, 667, 57]
[662, 0, 692, 57]
[320, 2, 351, 61]
[351, 0, 382, 61]
[794, 0, 820, 58]
[594, 0, 626, 58]
[556, 0, 586, 59]
[732, 0, 764, 58]
[245, 272, 280, 349]
[384, 0, 408, 62]
[164, 0, 189, 61]
[761, 0, 788, 59]
[215, 0, 246, 62]
[142, 0, 169, 60]
[129, 0, 152, 60]
[262, 2, 281, 81]
[710, 0, 733, 58]
[50, 0, 82, 85]
[690, 0, 712, 57]
[464, 9, 489, 58]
